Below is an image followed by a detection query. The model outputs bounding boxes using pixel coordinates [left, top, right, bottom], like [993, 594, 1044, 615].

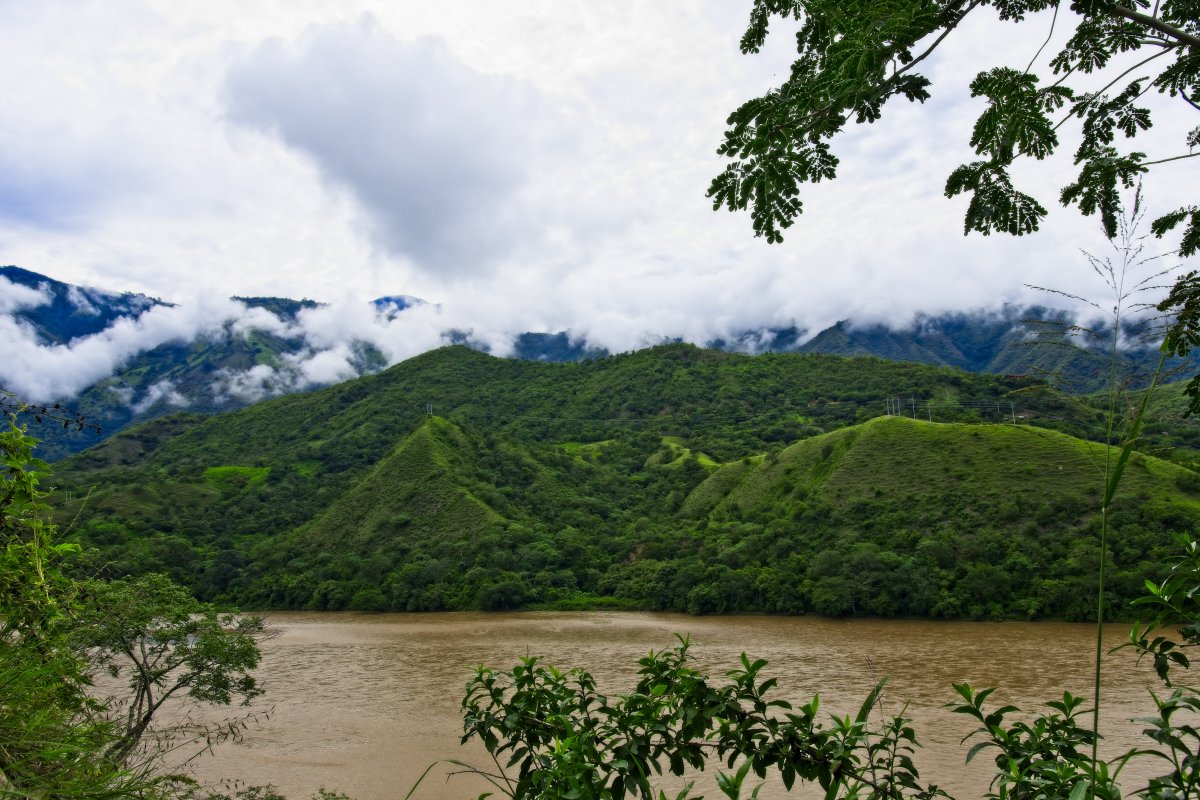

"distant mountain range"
[1, 265, 168, 342]
[1, 265, 1190, 457]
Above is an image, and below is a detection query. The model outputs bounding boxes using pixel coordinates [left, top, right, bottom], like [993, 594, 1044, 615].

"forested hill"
[52, 344, 1200, 620]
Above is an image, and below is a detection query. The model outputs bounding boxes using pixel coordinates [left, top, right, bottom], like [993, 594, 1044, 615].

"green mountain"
[11, 266, 1195, 461]
[33, 327, 335, 459]
[51, 345, 1200, 620]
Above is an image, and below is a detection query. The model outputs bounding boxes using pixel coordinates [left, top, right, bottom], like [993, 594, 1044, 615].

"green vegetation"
[709, 0, 1198, 256]
[454, 538, 1200, 799]
[204, 464, 271, 489]
[47, 345, 1200, 618]
[0, 413, 278, 798]
[453, 311, 1200, 798]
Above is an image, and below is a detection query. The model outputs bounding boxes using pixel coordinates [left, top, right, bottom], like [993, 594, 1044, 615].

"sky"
[0, 1, 1196, 401]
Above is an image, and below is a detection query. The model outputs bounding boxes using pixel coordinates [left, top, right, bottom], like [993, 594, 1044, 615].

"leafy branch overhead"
[0, 389, 102, 433]
[708, 0, 1199, 254]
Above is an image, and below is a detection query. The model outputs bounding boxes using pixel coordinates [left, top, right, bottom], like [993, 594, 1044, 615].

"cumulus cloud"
[1, 1, 1194, 384]
[224, 17, 554, 277]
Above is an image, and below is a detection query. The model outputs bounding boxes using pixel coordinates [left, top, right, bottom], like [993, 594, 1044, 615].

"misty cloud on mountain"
[0, 276, 53, 314]
[2, 297, 243, 402]
[130, 380, 190, 414]
[210, 343, 365, 404]
[1, 273, 505, 408]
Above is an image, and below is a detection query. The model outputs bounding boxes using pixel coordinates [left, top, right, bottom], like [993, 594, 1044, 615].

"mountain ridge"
[4, 265, 1193, 458]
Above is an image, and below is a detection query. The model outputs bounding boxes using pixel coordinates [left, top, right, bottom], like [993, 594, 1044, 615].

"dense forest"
[48, 344, 1200, 620]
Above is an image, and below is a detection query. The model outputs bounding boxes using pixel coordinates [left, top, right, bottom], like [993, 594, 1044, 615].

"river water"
[180, 612, 1168, 800]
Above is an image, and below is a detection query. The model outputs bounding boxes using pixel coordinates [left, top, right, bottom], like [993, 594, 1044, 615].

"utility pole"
[1010, 401, 1016, 425]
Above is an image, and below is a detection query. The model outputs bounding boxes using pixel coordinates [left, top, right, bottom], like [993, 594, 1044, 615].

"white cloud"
[290, 345, 357, 385]
[131, 379, 189, 414]
[65, 284, 99, 316]
[0, 0, 1191, 392]
[0, 297, 252, 402]
[224, 18, 560, 278]
[0, 277, 52, 314]
[211, 363, 295, 405]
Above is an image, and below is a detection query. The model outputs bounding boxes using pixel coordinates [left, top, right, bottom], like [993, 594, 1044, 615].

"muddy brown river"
[176, 612, 1170, 799]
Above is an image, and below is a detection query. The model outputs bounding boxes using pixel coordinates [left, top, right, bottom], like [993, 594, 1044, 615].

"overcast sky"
[1, 0, 1196, 357]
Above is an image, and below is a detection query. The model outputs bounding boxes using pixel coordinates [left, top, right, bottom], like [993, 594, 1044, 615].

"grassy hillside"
[689, 416, 1197, 517]
[50, 345, 1200, 620]
[301, 417, 503, 551]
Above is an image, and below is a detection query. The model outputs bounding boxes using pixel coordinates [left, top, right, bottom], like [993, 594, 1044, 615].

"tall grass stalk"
[1030, 189, 1182, 792]
[1074, 194, 1179, 792]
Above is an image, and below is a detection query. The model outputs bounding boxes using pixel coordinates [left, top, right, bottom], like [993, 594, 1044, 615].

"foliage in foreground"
[456, 539, 1200, 800]
[0, 415, 294, 799]
[709, 0, 1198, 256]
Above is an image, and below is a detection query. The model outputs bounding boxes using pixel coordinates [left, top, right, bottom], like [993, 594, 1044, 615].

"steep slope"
[655, 416, 1200, 618]
[686, 415, 1198, 522]
[298, 417, 504, 552]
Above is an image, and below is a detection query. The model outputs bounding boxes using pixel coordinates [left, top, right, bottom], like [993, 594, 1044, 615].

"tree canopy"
[708, 0, 1198, 255]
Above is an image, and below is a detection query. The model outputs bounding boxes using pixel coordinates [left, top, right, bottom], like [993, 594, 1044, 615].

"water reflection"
[183, 612, 1161, 800]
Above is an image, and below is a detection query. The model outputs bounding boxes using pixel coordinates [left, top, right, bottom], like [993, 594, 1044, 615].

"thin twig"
[1026, 0, 1062, 74]
[1140, 151, 1200, 167]
[1052, 48, 1174, 132]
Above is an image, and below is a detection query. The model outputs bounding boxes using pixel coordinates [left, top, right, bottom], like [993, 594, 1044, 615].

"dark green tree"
[0, 416, 149, 796]
[708, 0, 1198, 255]
[74, 573, 266, 764]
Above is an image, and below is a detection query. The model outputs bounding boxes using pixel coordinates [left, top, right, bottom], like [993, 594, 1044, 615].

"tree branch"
[1026, 0, 1062, 74]
[1139, 151, 1200, 166]
[1053, 46, 1174, 131]
[1111, 5, 1200, 49]
[889, 0, 984, 85]
[856, 0, 984, 112]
